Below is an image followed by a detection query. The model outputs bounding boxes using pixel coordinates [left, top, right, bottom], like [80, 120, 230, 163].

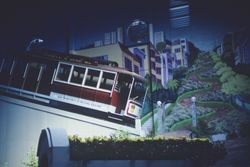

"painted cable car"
[0, 50, 147, 126]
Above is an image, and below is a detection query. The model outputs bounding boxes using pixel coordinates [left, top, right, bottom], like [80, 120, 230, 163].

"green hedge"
[166, 103, 175, 115]
[69, 135, 226, 165]
[141, 112, 152, 125]
[176, 88, 211, 104]
[170, 111, 216, 131]
[141, 108, 158, 125]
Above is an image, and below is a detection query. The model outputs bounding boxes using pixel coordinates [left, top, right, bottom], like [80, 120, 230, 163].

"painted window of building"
[138, 57, 143, 67]
[151, 62, 156, 70]
[163, 58, 166, 65]
[11, 58, 27, 77]
[99, 71, 115, 91]
[70, 66, 86, 85]
[155, 56, 161, 63]
[175, 48, 181, 53]
[125, 57, 132, 71]
[156, 67, 161, 74]
[84, 69, 101, 87]
[172, 40, 180, 45]
[56, 63, 72, 82]
[177, 59, 182, 65]
[0, 56, 14, 73]
[150, 49, 155, 58]
[134, 65, 139, 74]
[169, 68, 173, 74]
[152, 75, 156, 81]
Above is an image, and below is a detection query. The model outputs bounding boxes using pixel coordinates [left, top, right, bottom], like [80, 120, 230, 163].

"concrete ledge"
[37, 128, 70, 167]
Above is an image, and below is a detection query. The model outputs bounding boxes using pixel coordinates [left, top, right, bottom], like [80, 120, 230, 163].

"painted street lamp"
[157, 100, 164, 134]
[26, 38, 44, 51]
[191, 96, 197, 127]
[157, 100, 162, 107]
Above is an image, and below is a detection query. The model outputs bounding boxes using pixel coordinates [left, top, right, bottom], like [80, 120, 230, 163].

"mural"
[1, 0, 250, 166]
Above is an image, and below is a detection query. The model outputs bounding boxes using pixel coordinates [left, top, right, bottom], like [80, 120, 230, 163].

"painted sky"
[0, 0, 250, 53]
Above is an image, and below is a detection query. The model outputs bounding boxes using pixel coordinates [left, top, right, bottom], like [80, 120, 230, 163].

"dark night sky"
[0, 0, 250, 54]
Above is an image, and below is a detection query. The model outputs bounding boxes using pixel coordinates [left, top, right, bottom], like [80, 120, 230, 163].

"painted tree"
[166, 79, 179, 100]
[151, 81, 161, 92]
[220, 70, 236, 83]
[167, 79, 179, 90]
[156, 42, 167, 53]
[144, 74, 162, 92]
[221, 81, 236, 94]
[214, 61, 227, 70]
[216, 66, 233, 76]
[210, 51, 221, 62]
[222, 74, 250, 94]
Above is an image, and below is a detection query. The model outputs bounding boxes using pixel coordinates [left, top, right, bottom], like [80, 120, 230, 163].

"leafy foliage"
[144, 74, 162, 92]
[212, 56, 250, 95]
[156, 41, 166, 52]
[109, 130, 130, 139]
[151, 81, 162, 92]
[22, 147, 38, 167]
[221, 74, 250, 94]
[210, 51, 221, 62]
[165, 103, 213, 132]
[166, 79, 179, 90]
[177, 79, 211, 95]
[207, 110, 250, 135]
[69, 135, 226, 166]
[216, 66, 233, 76]
[214, 61, 227, 70]
[173, 66, 188, 80]
[219, 70, 236, 83]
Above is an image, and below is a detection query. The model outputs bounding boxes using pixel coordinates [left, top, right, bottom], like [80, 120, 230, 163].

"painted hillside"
[162, 51, 250, 137]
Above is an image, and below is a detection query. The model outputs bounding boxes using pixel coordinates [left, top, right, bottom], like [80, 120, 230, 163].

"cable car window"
[99, 72, 115, 91]
[84, 69, 100, 87]
[70, 66, 86, 84]
[56, 63, 71, 82]
[1, 56, 13, 73]
[130, 80, 146, 104]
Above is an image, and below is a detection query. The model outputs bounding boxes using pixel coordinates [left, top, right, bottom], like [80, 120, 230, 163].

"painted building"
[129, 43, 161, 83]
[70, 42, 140, 74]
[71, 39, 163, 85]
[169, 0, 190, 29]
[104, 31, 117, 45]
[213, 44, 223, 56]
[233, 29, 250, 76]
[149, 23, 154, 44]
[221, 29, 250, 68]
[234, 29, 250, 65]
[159, 40, 177, 87]
[71, 23, 180, 86]
[222, 32, 235, 67]
[171, 38, 189, 67]
[91, 27, 124, 48]
[154, 31, 164, 47]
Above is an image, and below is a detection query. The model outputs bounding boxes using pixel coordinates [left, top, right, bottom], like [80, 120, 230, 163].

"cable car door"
[22, 62, 43, 93]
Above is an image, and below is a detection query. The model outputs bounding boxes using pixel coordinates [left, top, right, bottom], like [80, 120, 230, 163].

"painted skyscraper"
[169, 0, 190, 29]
